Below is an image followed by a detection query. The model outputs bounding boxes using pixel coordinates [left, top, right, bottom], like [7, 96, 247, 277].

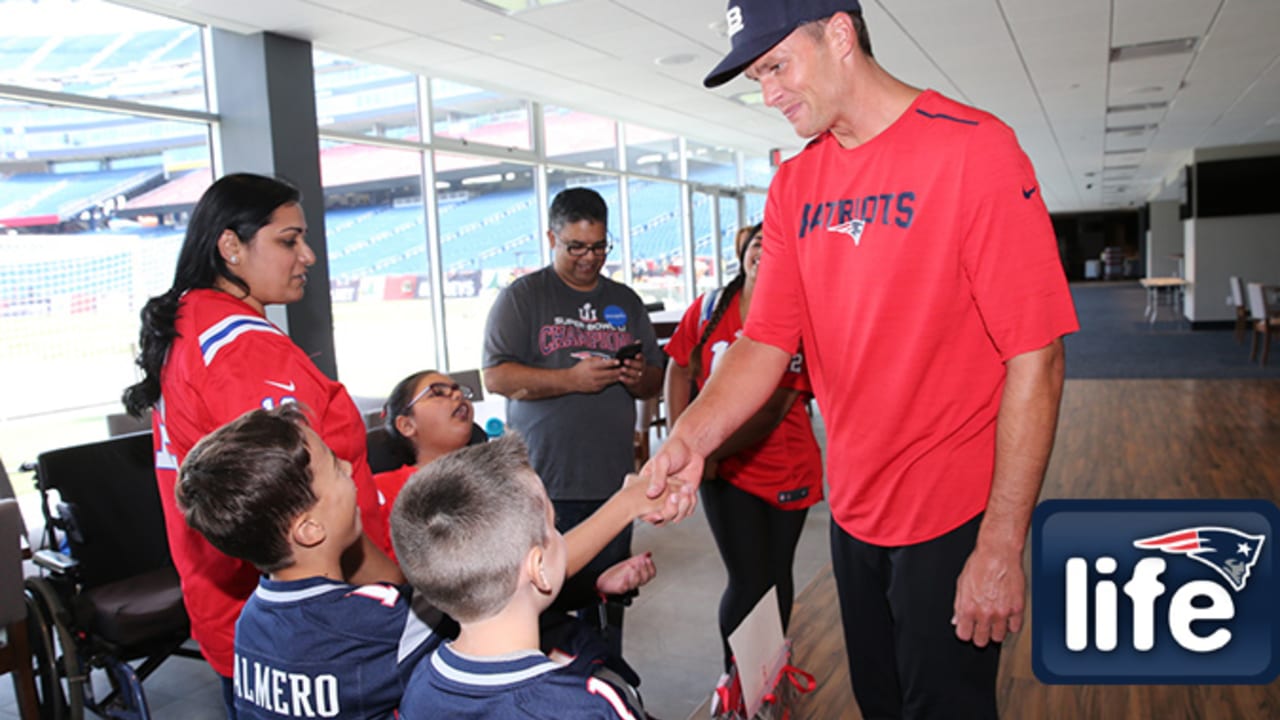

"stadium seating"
[0, 168, 162, 228]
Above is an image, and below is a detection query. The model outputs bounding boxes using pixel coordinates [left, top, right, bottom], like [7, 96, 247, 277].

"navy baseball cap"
[703, 0, 863, 88]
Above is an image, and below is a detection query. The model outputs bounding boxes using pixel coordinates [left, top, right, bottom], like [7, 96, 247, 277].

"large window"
[0, 0, 208, 113]
[0, 104, 210, 416]
[315, 51, 419, 140]
[686, 139, 738, 186]
[431, 79, 532, 151]
[624, 123, 680, 179]
[628, 178, 685, 308]
[718, 193, 740, 289]
[544, 107, 617, 171]
[743, 153, 773, 189]
[436, 152, 538, 371]
[319, 139, 432, 398]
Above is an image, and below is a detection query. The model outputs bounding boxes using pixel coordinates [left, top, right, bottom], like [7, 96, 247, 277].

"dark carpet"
[1063, 282, 1280, 379]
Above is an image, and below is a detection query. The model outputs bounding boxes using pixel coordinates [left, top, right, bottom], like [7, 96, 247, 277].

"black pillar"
[210, 29, 337, 379]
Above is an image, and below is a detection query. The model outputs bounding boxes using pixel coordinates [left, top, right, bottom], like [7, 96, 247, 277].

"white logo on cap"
[726, 6, 745, 38]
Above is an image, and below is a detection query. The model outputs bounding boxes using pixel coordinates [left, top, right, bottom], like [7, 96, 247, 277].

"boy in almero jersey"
[392, 435, 654, 720]
[178, 405, 448, 720]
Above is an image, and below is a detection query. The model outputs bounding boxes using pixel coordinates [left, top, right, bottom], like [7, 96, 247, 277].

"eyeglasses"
[558, 238, 612, 257]
[405, 382, 474, 410]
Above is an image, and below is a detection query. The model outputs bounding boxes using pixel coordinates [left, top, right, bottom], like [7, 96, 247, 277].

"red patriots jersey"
[665, 290, 823, 509]
[151, 288, 388, 676]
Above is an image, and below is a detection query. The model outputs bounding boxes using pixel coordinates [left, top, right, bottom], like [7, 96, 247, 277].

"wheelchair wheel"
[24, 577, 86, 720]
[24, 588, 67, 720]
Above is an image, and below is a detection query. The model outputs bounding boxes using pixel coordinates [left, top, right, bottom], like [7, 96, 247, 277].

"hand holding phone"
[614, 341, 644, 362]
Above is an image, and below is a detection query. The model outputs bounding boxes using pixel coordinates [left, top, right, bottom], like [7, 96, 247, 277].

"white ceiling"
[108, 0, 1280, 213]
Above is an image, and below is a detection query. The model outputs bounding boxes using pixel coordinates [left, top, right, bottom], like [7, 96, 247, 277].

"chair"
[1, 499, 40, 720]
[23, 431, 200, 720]
[106, 412, 150, 437]
[0, 457, 29, 546]
[1101, 246, 1125, 280]
[1245, 283, 1279, 366]
[1229, 276, 1249, 344]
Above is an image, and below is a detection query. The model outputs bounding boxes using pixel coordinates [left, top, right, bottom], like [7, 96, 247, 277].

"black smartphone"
[614, 341, 643, 361]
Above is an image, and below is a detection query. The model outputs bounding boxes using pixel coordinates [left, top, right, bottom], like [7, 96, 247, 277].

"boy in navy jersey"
[178, 405, 447, 720]
[393, 435, 649, 719]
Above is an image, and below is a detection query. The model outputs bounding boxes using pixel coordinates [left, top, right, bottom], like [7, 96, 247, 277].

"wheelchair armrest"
[34, 548, 79, 574]
[601, 588, 638, 607]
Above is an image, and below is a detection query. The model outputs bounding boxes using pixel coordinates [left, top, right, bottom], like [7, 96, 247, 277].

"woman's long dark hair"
[688, 223, 760, 383]
[121, 173, 301, 417]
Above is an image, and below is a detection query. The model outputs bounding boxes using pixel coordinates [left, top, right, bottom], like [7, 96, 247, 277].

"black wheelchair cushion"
[85, 566, 188, 648]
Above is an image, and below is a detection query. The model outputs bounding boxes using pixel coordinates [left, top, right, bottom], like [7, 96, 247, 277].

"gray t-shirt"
[483, 266, 663, 501]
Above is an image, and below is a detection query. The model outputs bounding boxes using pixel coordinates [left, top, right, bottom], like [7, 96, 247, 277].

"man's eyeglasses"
[558, 238, 612, 257]
[406, 382, 474, 410]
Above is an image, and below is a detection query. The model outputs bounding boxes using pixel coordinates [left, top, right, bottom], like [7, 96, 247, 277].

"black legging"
[700, 476, 810, 671]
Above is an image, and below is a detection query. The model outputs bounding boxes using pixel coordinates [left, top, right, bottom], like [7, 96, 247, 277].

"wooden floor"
[690, 379, 1280, 719]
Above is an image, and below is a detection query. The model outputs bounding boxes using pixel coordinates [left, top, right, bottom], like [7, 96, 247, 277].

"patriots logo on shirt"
[827, 219, 866, 246]
[1133, 526, 1266, 591]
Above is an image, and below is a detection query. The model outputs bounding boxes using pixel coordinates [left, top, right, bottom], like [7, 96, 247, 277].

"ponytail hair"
[122, 173, 302, 416]
[688, 223, 760, 383]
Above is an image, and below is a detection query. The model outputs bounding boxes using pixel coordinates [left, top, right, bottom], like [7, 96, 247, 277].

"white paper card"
[728, 587, 788, 717]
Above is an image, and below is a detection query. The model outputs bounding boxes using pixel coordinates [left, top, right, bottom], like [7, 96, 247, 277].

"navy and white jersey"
[233, 576, 445, 719]
[398, 639, 642, 720]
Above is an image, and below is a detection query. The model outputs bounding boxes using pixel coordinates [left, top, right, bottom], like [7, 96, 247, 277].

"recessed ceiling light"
[490, 33, 505, 41]
[1110, 37, 1197, 63]
[1107, 101, 1169, 113]
[463, 0, 576, 14]
[655, 53, 696, 67]
[732, 91, 764, 106]
[1105, 124, 1157, 134]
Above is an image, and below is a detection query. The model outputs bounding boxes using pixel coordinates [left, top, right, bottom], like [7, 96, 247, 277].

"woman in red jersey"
[664, 223, 824, 671]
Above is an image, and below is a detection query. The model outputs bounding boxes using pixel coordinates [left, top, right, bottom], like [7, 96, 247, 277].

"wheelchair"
[21, 431, 202, 720]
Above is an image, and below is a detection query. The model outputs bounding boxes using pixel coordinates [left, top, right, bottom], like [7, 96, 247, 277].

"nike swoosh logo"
[264, 379, 296, 392]
[1022, 186, 1038, 199]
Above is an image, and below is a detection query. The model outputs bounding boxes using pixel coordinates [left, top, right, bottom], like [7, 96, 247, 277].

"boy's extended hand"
[595, 552, 656, 596]
[620, 472, 683, 524]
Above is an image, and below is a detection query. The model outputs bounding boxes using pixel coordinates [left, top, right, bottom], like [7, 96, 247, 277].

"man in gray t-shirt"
[483, 187, 663, 647]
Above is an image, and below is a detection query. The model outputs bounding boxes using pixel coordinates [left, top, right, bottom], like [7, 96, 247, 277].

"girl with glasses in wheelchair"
[376, 369, 659, 603]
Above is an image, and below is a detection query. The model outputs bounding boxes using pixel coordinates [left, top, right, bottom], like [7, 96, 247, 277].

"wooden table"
[688, 564, 863, 720]
[1138, 277, 1189, 326]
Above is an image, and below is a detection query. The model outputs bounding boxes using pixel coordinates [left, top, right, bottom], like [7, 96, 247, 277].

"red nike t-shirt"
[746, 90, 1078, 545]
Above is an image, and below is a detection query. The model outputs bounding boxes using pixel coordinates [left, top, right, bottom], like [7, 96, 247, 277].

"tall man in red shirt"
[642, 2, 1078, 717]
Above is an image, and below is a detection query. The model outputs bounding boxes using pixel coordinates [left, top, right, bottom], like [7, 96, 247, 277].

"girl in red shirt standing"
[664, 224, 823, 670]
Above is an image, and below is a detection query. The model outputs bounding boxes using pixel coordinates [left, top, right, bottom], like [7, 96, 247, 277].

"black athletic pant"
[830, 513, 1001, 720]
[700, 477, 809, 671]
